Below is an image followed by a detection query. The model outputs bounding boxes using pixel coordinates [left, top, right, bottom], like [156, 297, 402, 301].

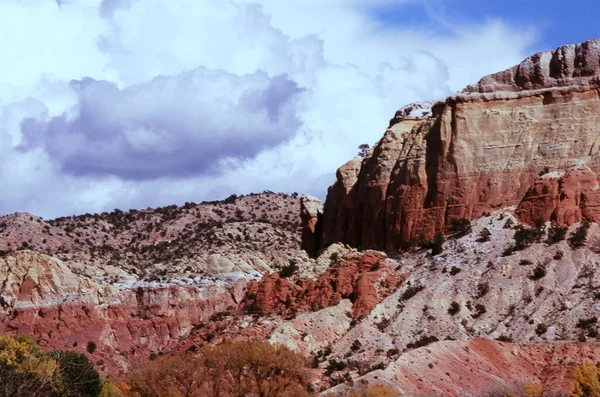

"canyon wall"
[316, 39, 600, 251]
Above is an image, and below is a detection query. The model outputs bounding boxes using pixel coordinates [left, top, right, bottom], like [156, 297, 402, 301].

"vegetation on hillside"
[0, 334, 115, 397]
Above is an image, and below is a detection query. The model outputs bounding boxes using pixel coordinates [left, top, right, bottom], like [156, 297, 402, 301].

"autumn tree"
[572, 363, 600, 397]
[0, 334, 62, 397]
[346, 383, 401, 396]
[125, 340, 311, 397]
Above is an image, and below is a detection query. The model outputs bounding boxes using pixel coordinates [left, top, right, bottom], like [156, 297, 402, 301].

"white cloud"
[0, 0, 537, 218]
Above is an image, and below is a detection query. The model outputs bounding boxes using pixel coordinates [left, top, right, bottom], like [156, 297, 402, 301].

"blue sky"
[371, 0, 600, 55]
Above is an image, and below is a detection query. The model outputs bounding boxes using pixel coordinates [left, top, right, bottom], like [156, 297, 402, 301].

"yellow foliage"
[522, 383, 544, 397]
[572, 363, 600, 397]
[0, 334, 63, 397]
[125, 340, 310, 397]
[360, 384, 401, 397]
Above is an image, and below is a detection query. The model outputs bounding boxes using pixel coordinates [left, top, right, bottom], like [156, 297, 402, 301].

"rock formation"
[313, 38, 600, 252]
[0, 250, 248, 373]
[242, 251, 399, 319]
[300, 194, 323, 257]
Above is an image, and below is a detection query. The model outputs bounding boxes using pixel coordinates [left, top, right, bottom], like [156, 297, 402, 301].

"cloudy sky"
[0, 0, 596, 218]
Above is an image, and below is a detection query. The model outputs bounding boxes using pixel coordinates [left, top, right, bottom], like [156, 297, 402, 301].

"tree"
[345, 383, 401, 397]
[431, 232, 444, 255]
[0, 335, 62, 397]
[125, 341, 310, 397]
[50, 350, 102, 397]
[569, 221, 590, 249]
[572, 363, 600, 397]
[450, 218, 472, 237]
[358, 144, 370, 158]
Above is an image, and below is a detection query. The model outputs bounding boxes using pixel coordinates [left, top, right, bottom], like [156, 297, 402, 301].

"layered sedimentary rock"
[0, 250, 247, 372]
[316, 39, 600, 251]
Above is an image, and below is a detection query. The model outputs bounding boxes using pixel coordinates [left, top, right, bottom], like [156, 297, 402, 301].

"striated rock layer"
[0, 250, 247, 374]
[316, 38, 600, 251]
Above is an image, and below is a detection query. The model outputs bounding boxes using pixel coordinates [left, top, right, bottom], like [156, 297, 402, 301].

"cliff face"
[318, 39, 600, 251]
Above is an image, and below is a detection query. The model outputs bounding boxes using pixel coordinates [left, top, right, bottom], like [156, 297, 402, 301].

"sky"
[0, 0, 597, 218]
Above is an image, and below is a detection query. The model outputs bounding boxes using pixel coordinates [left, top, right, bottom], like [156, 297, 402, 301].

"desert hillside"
[5, 39, 600, 396]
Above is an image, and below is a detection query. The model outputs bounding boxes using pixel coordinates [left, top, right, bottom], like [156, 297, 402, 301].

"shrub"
[431, 232, 444, 255]
[450, 218, 472, 237]
[554, 250, 563, 260]
[386, 348, 399, 357]
[495, 335, 513, 343]
[572, 363, 600, 397]
[0, 335, 113, 397]
[477, 282, 490, 298]
[477, 228, 492, 242]
[50, 350, 102, 397]
[279, 260, 299, 278]
[569, 220, 590, 248]
[448, 301, 460, 315]
[529, 265, 547, 281]
[87, 341, 97, 354]
[546, 224, 568, 244]
[472, 304, 486, 319]
[128, 340, 310, 397]
[406, 335, 439, 349]
[449, 266, 461, 276]
[346, 384, 401, 397]
[400, 285, 424, 301]
[513, 224, 544, 251]
[376, 318, 391, 331]
[576, 317, 598, 329]
[535, 323, 547, 336]
[358, 143, 370, 158]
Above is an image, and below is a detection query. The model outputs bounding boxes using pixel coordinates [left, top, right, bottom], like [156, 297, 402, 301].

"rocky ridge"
[312, 38, 600, 253]
[0, 192, 310, 279]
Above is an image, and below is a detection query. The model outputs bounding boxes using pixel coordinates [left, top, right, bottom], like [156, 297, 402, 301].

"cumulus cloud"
[0, 0, 539, 217]
[20, 70, 301, 179]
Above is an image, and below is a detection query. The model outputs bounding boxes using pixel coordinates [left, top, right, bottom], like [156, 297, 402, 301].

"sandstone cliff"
[316, 38, 600, 252]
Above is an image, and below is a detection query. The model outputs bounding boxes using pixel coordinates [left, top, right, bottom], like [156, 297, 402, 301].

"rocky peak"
[308, 38, 600, 252]
[463, 38, 600, 94]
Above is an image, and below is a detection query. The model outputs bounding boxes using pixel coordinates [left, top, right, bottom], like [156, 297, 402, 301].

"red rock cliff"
[315, 38, 600, 251]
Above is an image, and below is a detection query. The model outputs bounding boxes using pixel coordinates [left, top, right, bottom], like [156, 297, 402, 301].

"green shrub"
[449, 266, 461, 276]
[431, 232, 444, 255]
[477, 228, 492, 242]
[472, 304, 486, 319]
[535, 323, 547, 336]
[477, 282, 490, 298]
[406, 335, 439, 349]
[546, 224, 568, 244]
[529, 265, 547, 281]
[448, 301, 460, 315]
[50, 350, 102, 397]
[400, 284, 424, 301]
[450, 218, 472, 237]
[279, 260, 298, 278]
[86, 341, 97, 354]
[569, 220, 590, 248]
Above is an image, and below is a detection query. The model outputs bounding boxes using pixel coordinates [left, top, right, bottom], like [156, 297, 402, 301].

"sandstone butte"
[306, 38, 600, 254]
